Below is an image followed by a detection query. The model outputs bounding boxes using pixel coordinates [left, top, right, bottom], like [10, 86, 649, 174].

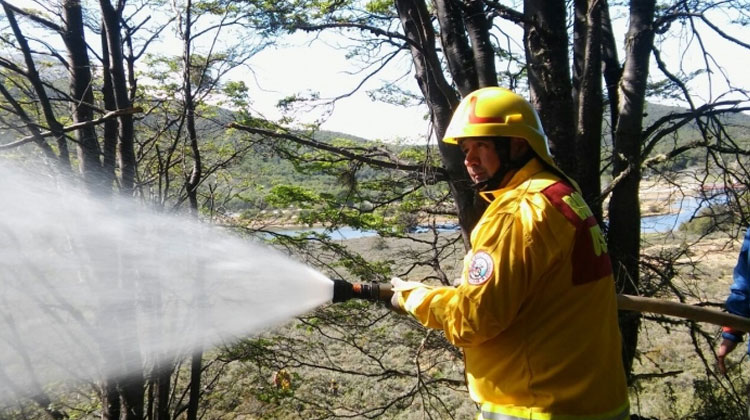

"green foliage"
[265, 185, 322, 208]
[365, 0, 394, 14]
[222, 80, 250, 109]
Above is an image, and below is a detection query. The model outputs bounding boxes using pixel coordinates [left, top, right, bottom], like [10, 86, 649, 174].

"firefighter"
[390, 87, 630, 420]
[272, 368, 291, 391]
[328, 378, 339, 396]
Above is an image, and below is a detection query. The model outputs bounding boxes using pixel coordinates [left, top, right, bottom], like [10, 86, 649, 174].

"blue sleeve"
[726, 227, 750, 318]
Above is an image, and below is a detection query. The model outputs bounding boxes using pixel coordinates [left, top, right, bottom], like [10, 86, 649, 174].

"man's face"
[459, 138, 501, 184]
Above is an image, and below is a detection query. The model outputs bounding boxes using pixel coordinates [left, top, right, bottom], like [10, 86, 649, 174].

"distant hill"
[2, 101, 747, 214]
[644, 102, 750, 130]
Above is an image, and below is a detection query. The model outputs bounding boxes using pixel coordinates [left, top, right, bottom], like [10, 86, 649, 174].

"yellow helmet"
[442, 87, 557, 171]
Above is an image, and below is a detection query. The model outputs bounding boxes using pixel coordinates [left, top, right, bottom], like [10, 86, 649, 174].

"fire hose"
[332, 279, 750, 333]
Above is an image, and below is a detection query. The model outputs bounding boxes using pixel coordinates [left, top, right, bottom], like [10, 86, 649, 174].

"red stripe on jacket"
[542, 181, 613, 285]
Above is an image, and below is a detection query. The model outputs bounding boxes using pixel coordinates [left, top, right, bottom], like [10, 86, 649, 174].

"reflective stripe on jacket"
[478, 400, 630, 420]
[399, 158, 629, 417]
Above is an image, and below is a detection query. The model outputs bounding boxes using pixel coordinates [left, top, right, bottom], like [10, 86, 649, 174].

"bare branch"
[0, 107, 142, 150]
[297, 22, 421, 51]
[228, 122, 447, 184]
[481, 0, 526, 24]
[0, 0, 63, 33]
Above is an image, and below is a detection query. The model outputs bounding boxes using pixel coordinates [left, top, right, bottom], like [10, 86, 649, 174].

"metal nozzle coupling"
[332, 279, 394, 303]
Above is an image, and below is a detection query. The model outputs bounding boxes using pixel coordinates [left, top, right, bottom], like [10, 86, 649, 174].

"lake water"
[641, 196, 722, 233]
[641, 197, 700, 233]
[264, 223, 461, 240]
[262, 197, 712, 240]
[266, 225, 378, 240]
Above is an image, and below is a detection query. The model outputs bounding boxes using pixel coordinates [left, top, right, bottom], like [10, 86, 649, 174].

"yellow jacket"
[398, 159, 629, 419]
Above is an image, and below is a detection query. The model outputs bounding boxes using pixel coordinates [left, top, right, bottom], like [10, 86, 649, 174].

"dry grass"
[630, 232, 746, 418]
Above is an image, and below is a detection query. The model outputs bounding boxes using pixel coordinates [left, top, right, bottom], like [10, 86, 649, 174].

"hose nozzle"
[332, 279, 393, 303]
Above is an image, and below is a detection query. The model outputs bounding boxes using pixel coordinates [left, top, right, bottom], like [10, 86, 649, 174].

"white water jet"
[0, 162, 334, 405]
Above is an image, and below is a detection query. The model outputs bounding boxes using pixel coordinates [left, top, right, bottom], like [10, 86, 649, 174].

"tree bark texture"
[100, 27, 119, 190]
[182, 0, 202, 214]
[599, 1, 622, 140]
[187, 350, 202, 420]
[182, 2, 205, 415]
[523, 0, 577, 179]
[1, 2, 71, 172]
[63, 0, 105, 191]
[154, 366, 171, 420]
[574, 0, 603, 220]
[608, 0, 656, 381]
[434, 0, 478, 95]
[395, 0, 482, 248]
[571, 0, 586, 111]
[462, 0, 496, 87]
[100, 0, 137, 195]
[101, 379, 121, 420]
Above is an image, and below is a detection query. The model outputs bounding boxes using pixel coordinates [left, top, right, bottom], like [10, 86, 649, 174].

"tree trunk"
[100, 0, 136, 195]
[574, 0, 603, 220]
[182, 0, 202, 214]
[463, 0, 496, 87]
[100, 379, 120, 420]
[119, 373, 145, 420]
[99, 3, 145, 413]
[2, 2, 71, 172]
[396, 0, 482, 248]
[153, 366, 171, 420]
[571, 0, 585, 110]
[181, 3, 204, 415]
[608, 0, 656, 380]
[434, 0, 478, 95]
[599, 1, 622, 140]
[523, 0, 577, 179]
[63, 0, 104, 192]
[187, 351, 202, 420]
[100, 27, 118, 190]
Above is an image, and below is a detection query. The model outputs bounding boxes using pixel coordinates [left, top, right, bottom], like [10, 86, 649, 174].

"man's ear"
[509, 138, 529, 159]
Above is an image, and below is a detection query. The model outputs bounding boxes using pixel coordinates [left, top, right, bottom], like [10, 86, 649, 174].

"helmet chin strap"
[471, 168, 508, 191]
[471, 141, 534, 191]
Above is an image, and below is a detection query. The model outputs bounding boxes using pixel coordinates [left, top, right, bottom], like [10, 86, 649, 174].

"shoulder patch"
[468, 251, 494, 285]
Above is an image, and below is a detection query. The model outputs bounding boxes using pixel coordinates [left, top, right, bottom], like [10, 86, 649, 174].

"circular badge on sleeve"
[468, 251, 494, 285]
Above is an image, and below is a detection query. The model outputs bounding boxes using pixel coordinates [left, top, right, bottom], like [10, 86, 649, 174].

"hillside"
[217, 101, 750, 215]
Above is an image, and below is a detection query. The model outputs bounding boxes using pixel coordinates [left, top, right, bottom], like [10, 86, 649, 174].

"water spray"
[0, 162, 335, 405]
[331, 279, 394, 303]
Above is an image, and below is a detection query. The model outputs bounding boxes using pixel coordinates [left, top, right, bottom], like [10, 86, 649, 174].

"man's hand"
[389, 277, 423, 314]
[717, 338, 739, 375]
